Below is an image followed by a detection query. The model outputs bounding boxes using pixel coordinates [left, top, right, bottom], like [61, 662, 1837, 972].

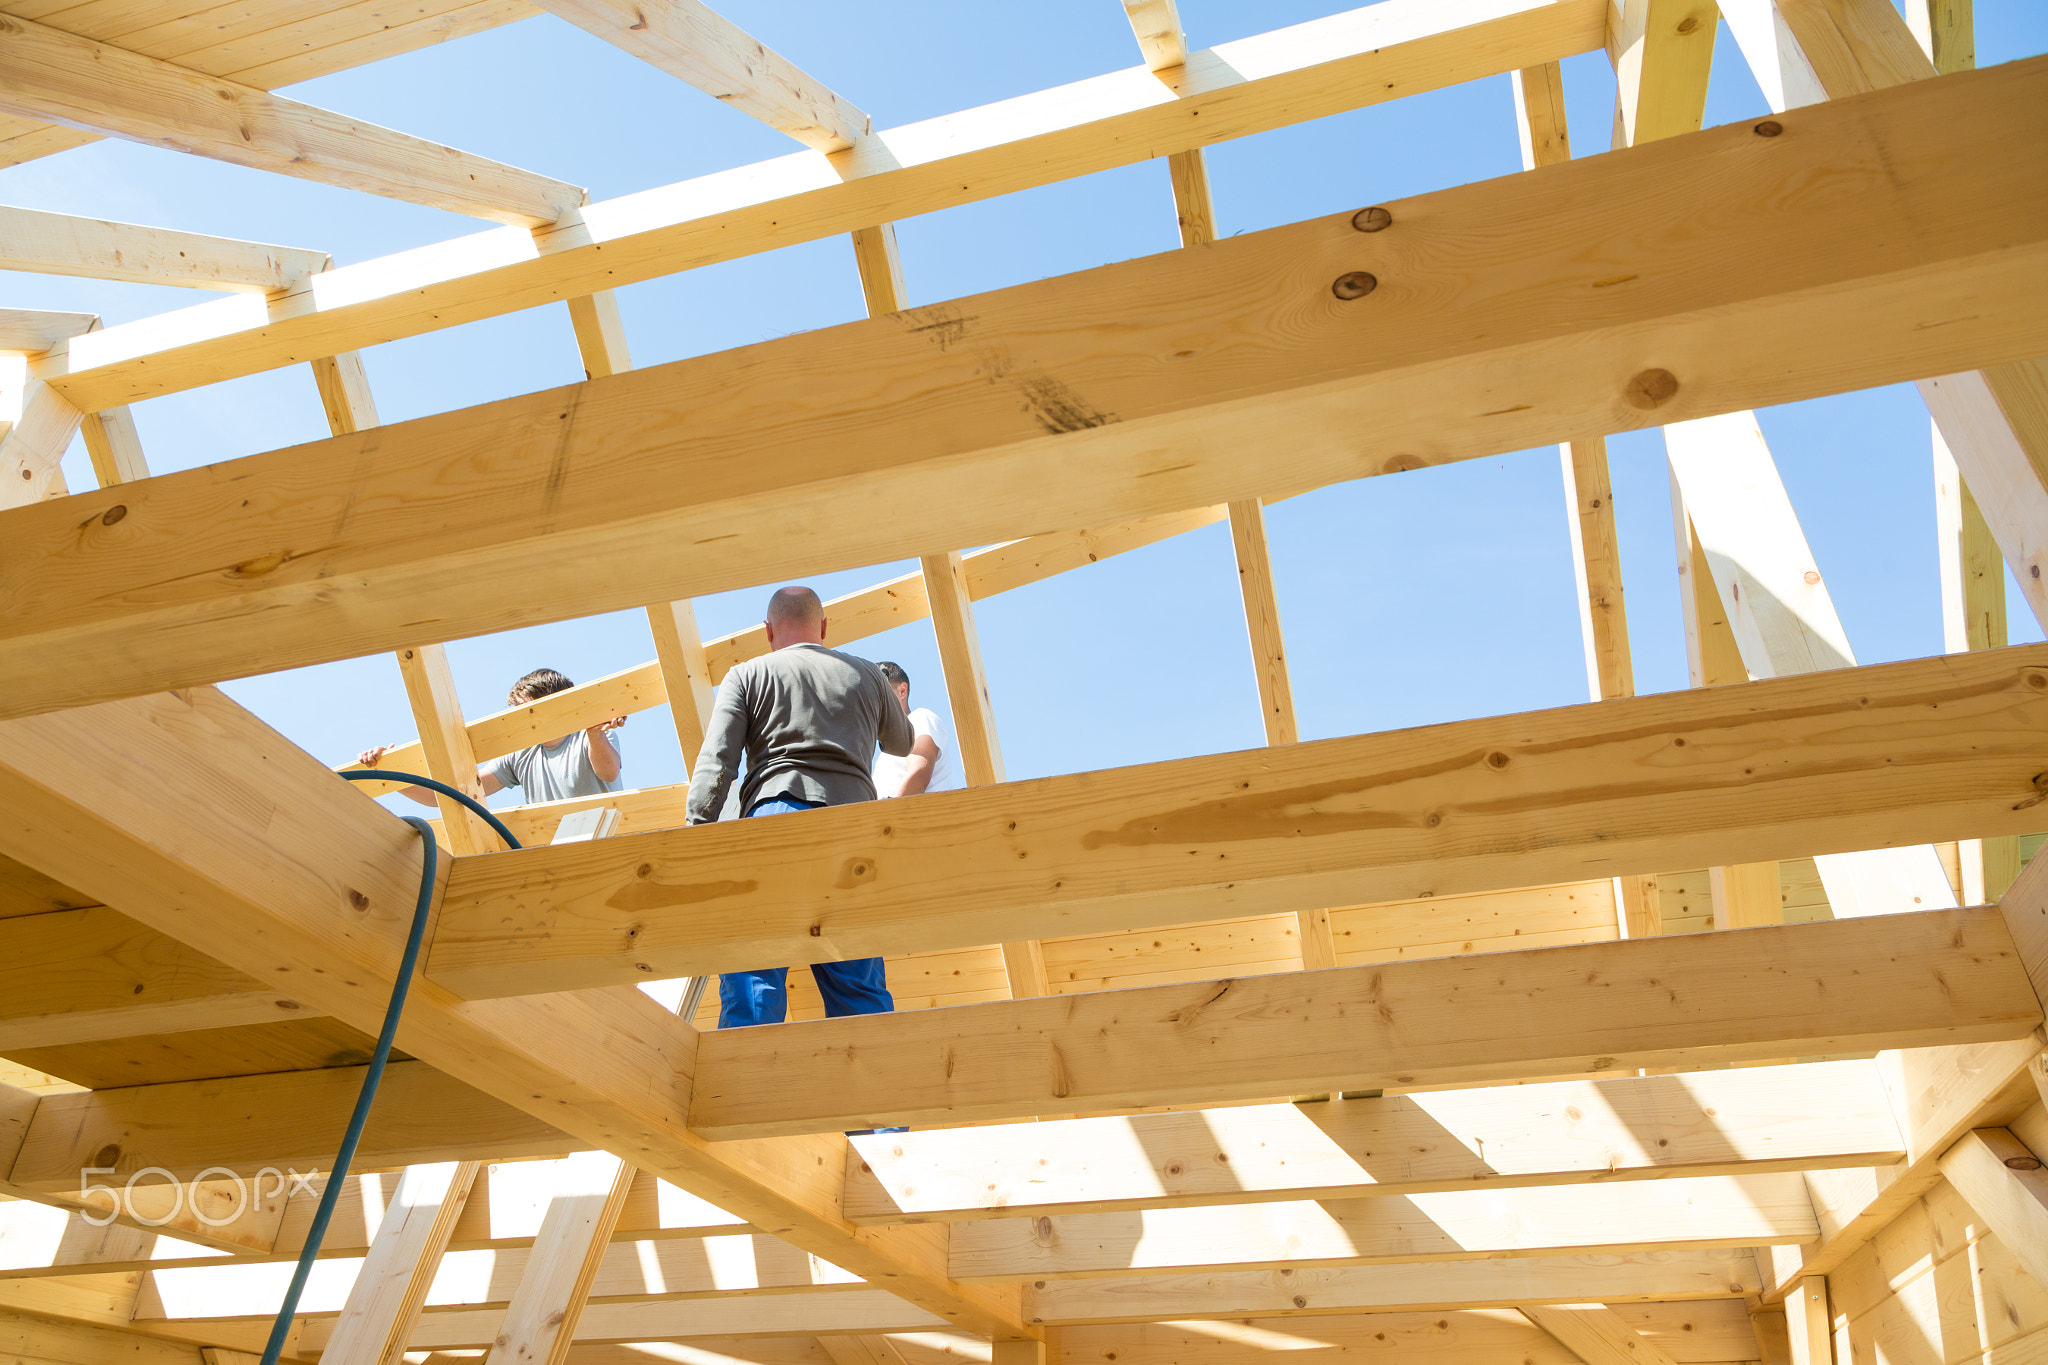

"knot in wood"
[1624, 368, 1680, 410]
[1754, 119, 1783, 137]
[1351, 206, 1392, 232]
[1332, 271, 1378, 300]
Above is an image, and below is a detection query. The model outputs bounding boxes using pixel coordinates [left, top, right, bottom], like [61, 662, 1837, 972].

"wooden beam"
[0, 205, 328, 293]
[0, 905, 315, 1050]
[0, 686, 1027, 1338]
[843, 1061, 1901, 1222]
[0, 14, 582, 227]
[1026, 1249, 1759, 1323]
[431, 644, 2048, 1000]
[1906, 0, 1972, 73]
[0, 1310, 203, 1365]
[536, 0, 868, 152]
[23, 0, 1614, 412]
[395, 644, 499, 856]
[0, 356, 83, 509]
[20, 56, 2048, 713]
[947, 1174, 1816, 1280]
[1522, 1305, 1685, 1365]
[1782, 1276, 1832, 1365]
[0, 310, 98, 355]
[1051, 1311, 1581, 1365]
[688, 904, 2035, 1138]
[1717, 0, 2048, 636]
[1607, 0, 1719, 147]
[481, 1149, 635, 1365]
[322, 1161, 481, 1365]
[79, 408, 148, 486]
[1666, 410, 1959, 918]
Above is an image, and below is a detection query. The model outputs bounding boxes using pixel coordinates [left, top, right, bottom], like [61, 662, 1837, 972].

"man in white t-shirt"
[872, 661, 961, 797]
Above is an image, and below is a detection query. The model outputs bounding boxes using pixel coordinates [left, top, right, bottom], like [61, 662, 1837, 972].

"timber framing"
[0, 0, 2045, 1358]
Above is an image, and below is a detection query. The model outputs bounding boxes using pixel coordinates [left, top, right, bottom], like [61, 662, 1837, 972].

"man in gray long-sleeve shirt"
[686, 585, 914, 1033]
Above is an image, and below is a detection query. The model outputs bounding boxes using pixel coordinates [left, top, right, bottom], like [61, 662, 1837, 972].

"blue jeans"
[717, 795, 896, 1029]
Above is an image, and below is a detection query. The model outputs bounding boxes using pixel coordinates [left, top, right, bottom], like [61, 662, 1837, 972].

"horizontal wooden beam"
[11, 56, 2048, 717]
[0, 14, 583, 227]
[949, 1174, 1817, 1280]
[1023, 1250, 1761, 1324]
[430, 645, 2048, 999]
[845, 1061, 1901, 1222]
[0, 206, 329, 293]
[0, 906, 319, 1050]
[685, 902, 2037, 1137]
[28, 0, 1606, 412]
[0, 686, 1027, 1339]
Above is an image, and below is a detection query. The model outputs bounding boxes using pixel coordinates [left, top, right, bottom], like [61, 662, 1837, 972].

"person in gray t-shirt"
[357, 667, 625, 807]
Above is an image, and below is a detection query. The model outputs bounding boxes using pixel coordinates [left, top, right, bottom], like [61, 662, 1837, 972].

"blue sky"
[6, 0, 2044, 808]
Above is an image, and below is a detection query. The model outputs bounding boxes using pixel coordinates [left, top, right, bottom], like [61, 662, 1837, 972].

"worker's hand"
[356, 744, 393, 767]
[592, 715, 626, 733]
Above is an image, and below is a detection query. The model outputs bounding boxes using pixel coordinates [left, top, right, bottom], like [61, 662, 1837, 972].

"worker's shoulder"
[758, 643, 884, 683]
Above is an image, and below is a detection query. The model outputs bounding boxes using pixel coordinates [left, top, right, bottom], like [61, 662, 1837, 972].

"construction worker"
[358, 667, 624, 804]
[685, 586, 915, 1030]
[872, 661, 962, 798]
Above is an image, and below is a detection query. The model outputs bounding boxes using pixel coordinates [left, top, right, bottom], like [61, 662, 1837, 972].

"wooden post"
[79, 406, 148, 485]
[482, 1149, 637, 1365]
[991, 1341, 1048, 1365]
[1783, 1276, 1833, 1365]
[321, 1161, 482, 1365]
[1936, 1127, 2048, 1291]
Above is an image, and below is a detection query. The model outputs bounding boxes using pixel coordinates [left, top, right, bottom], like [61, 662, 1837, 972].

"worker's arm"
[358, 743, 500, 806]
[686, 678, 748, 823]
[890, 735, 940, 797]
[587, 716, 625, 783]
[876, 680, 916, 758]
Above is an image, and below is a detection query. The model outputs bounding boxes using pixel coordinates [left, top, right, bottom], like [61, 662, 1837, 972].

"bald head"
[764, 586, 827, 649]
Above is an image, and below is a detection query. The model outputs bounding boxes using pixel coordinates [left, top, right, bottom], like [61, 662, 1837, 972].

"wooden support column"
[921, 548, 1045, 999]
[1782, 1276, 1833, 1365]
[820, 1335, 914, 1365]
[1668, 411, 1959, 919]
[0, 352, 83, 509]
[992, 1340, 1048, 1365]
[1936, 1127, 2048, 1291]
[1521, 57, 1656, 937]
[322, 1161, 483, 1365]
[311, 354, 496, 854]
[483, 1149, 637, 1365]
[79, 407, 146, 485]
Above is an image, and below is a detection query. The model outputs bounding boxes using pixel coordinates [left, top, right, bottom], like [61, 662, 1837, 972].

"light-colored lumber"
[843, 1061, 1901, 1222]
[21, 57, 2048, 714]
[322, 1161, 482, 1365]
[0, 15, 581, 227]
[1054, 1310, 1582, 1365]
[947, 1174, 1815, 1280]
[918, 548, 1045, 999]
[430, 644, 2048, 999]
[1026, 1250, 1760, 1324]
[0, 309, 98, 354]
[0, 205, 328, 293]
[310, 351, 379, 435]
[1523, 1304, 1685, 1365]
[536, 0, 868, 152]
[1558, 436, 1633, 702]
[1225, 500, 1298, 748]
[0, 356, 83, 509]
[991, 1342, 1044, 1365]
[0, 686, 1028, 1339]
[1921, 368, 2048, 637]
[646, 599, 718, 768]
[1907, 0, 1972, 72]
[0, 1309, 203, 1365]
[25, 0, 1614, 411]
[1934, 413, 2020, 902]
[689, 904, 2032, 1138]
[79, 407, 147, 486]
[1936, 1128, 2048, 1293]
[395, 644, 498, 856]
[1717, 0, 2048, 636]
[1783, 1276, 1832, 1365]
[1711, 862, 1782, 930]
[819, 1337, 912, 1365]
[1607, 0, 1719, 146]
[1667, 409, 1959, 919]
[481, 1149, 635, 1365]
[7, 1061, 571, 1190]
[0, 905, 315, 1050]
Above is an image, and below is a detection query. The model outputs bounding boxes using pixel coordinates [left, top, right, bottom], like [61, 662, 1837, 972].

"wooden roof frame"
[0, 0, 2045, 1361]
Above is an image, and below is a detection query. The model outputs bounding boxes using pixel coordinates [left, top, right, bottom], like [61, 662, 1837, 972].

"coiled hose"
[258, 771, 520, 1365]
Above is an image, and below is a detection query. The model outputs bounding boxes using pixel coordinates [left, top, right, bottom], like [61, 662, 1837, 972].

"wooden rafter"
[28, 0, 1610, 412]
[0, 205, 329, 293]
[0, 13, 583, 228]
